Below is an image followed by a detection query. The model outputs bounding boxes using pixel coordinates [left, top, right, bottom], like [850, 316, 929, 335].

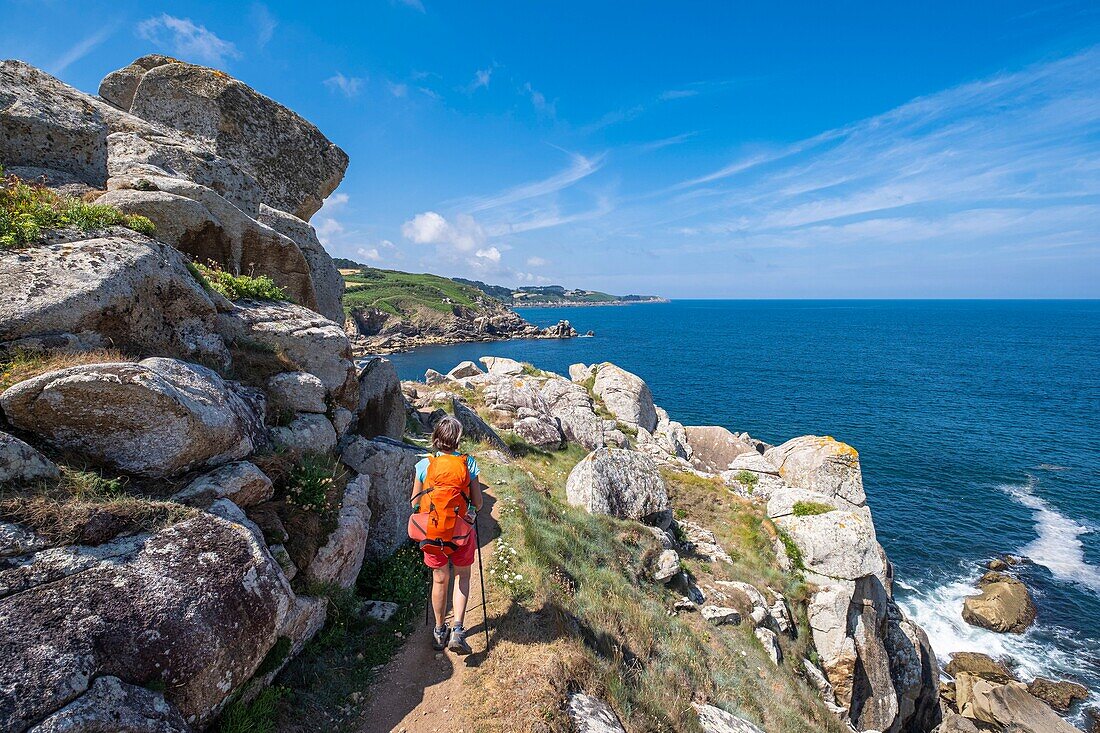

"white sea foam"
[1002, 480, 1100, 595]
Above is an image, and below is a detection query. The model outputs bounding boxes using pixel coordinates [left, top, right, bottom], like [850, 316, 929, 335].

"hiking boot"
[432, 625, 448, 651]
[448, 624, 472, 655]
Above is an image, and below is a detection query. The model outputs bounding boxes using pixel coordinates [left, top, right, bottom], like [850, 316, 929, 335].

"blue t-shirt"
[415, 452, 480, 484]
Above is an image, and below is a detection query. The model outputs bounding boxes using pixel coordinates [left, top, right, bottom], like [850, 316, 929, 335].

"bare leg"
[431, 566, 450, 628]
[452, 564, 472, 627]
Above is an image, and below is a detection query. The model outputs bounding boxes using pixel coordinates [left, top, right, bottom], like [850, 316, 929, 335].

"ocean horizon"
[388, 298, 1100, 717]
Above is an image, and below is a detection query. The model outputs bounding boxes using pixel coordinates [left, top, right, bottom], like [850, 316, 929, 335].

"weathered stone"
[117, 58, 348, 220]
[565, 448, 671, 529]
[764, 436, 865, 506]
[885, 600, 940, 733]
[653, 407, 692, 460]
[957, 676, 1078, 733]
[727, 451, 779, 475]
[766, 487, 847, 520]
[1027, 677, 1088, 713]
[684, 426, 758, 472]
[270, 414, 337, 456]
[447, 361, 483, 380]
[932, 711, 980, 733]
[424, 368, 446, 385]
[0, 236, 227, 366]
[331, 407, 354, 438]
[944, 652, 1017, 684]
[99, 55, 175, 111]
[755, 627, 782, 666]
[0, 431, 59, 485]
[590, 362, 657, 432]
[479, 356, 524, 376]
[268, 543, 296, 580]
[653, 549, 681, 584]
[0, 522, 48, 560]
[356, 357, 405, 440]
[216, 300, 356, 408]
[678, 521, 733, 564]
[701, 605, 742, 625]
[1, 358, 263, 478]
[97, 179, 318, 312]
[174, 461, 273, 508]
[569, 363, 595, 383]
[566, 693, 625, 733]
[0, 61, 107, 187]
[0, 508, 292, 730]
[256, 204, 344, 323]
[451, 399, 513, 455]
[267, 371, 327, 414]
[27, 675, 190, 733]
[340, 437, 423, 558]
[692, 704, 764, 733]
[540, 377, 625, 450]
[772, 509, 885, 582]
[361, 600, 399, 623]
[306, 474, 370, 588]
[962, 572, 1037, 633]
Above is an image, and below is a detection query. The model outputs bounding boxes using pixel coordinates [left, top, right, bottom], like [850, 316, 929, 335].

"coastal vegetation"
[0, 166, 155, 247]
[189, 261, 290, 302]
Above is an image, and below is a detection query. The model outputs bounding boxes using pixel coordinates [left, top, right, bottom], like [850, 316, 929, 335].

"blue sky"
[4, 1, 1099, 297]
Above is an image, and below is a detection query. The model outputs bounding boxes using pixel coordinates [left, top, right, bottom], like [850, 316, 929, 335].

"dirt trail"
[357, 497, 499, 733]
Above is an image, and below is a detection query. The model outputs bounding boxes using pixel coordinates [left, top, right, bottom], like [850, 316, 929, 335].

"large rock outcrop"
[216, 300, 357, 408]
[1, 358, 264, 478]
[356, 357, 405, 440]
[256, 204, 345, 322]
[0, 506, 294, 731]
[767, 437, 938, 733]
[685, 426, 759, 472]
[1, 60, 107, 187]
[340, 437, 423, 558]
[0, 236, 227, 366]
[305, 474, 371, 588]
[101, 57, 348, 220]
[590, 362, 658, 432]
[566, 447, 671, 529]
[961, 572, 1037, 633]
[540, 377, 626, 450]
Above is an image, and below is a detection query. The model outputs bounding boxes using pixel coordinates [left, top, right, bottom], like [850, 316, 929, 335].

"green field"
[340, 265, 492, 317]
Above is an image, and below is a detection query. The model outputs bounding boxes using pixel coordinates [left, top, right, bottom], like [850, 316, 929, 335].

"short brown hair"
[432, 415, 463, 453]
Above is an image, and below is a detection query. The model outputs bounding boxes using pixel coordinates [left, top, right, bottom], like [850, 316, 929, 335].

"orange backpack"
[408, 453, 474, 558]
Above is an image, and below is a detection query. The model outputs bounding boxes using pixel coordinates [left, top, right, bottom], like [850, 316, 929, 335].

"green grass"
[0, 168, 155, 247]
[261, 544, 430, 731]
[792, 501, 835, 517]
[341, 266, 493, 317]
[190, 262, 289, 302]
[286, 453, 346, 515]
[465, 449, 844, 733]
[217, 686, 288, 733]
[733, 470, 759, 492]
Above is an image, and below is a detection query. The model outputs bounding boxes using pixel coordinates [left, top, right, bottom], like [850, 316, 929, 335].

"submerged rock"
[1, 358, 264, 478]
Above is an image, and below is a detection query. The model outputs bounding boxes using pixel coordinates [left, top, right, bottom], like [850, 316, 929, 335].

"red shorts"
[422, 527, 478, 569]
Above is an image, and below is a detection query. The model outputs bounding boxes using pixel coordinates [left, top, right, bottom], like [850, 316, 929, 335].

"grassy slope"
[341, 267, 493, 317]
[464, 437, 846, 733]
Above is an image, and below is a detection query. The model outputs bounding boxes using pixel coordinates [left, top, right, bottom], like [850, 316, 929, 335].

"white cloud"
[395, 0, 426, 12]
[250, 3, 277, 48]
[324, 73, 364, 98]
[526, 256, 547, 267]
[459, 148, 604, 213]
[524, 82, 555, 115]
[387, 81, 408, 97]
[50, 24, 117, 75]
[313, 193, 350, 248]
[401, 211, 485, 251]
[358, 247, 382, 262]
[136, 14, 240, 67]
[476, 247, 501, 262]
[468, 67, 492, 92]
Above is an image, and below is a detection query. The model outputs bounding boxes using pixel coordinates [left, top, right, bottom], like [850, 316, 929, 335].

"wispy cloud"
[136, 14, 240, 67]
[314, 193, 349, 248]
[394, 0, 426, 13]
[467, 67, 493, 92]
[324, 72, 364, 98]
[458, 148, 604, 213]
[659, 89, 698, 100]
[524, 82, 555, 116]
[50, 23, 117, 75]
[250, 3, 277, 48]
[387, 81, 408, 97]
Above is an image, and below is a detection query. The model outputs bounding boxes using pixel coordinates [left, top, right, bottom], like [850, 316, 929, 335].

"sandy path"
[355, 497, 498, 733]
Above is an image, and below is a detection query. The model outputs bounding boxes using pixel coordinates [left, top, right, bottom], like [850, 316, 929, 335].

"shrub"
[734, 469, 759, 491]
[190, 261, 289, 302]
[792, 501, 835, 517]
[286, 454, 344, 514]
[217, 685, 287, 733]
[0, 168, 156, 247]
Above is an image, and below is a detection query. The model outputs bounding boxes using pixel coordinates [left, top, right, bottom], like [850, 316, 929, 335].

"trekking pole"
[474, 513, 490, 652]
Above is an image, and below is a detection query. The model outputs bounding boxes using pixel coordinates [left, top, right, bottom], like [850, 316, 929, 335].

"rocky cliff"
[0, 56, 412, 731]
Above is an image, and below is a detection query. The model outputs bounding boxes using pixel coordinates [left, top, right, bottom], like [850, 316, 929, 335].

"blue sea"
[388, 300, 1100, 706]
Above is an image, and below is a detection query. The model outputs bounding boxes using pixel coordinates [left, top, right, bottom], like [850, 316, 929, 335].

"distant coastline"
[515, 297, 669, 309]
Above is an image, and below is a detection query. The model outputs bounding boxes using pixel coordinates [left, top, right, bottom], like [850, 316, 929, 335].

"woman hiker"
[410, 415, 485, 654]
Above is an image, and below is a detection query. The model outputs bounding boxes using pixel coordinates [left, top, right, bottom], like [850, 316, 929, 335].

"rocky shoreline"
[348, 316, 583, 355]
[0, 53, 1090, 733]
